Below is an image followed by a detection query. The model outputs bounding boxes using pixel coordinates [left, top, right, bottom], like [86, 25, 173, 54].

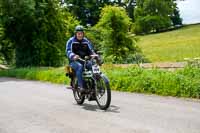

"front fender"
[100, 73, 110, 84]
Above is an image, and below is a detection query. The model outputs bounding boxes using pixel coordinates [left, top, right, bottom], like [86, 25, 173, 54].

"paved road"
[0, 77, 200, 133]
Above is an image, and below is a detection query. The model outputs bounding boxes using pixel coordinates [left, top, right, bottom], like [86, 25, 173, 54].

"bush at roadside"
[0, 66, 199, 99]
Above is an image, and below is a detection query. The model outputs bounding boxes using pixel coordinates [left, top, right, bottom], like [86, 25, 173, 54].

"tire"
[95, 75, 111, 110]
[72, 78, 85, 105]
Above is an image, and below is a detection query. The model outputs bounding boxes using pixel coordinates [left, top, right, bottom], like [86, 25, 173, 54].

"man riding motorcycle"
[66, 25, 96, 93]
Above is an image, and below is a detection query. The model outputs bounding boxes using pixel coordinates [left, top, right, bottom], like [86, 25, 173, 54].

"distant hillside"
[137, 24, 200, 62]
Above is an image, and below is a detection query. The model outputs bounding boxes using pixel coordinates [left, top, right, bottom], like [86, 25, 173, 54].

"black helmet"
[75, 25, 84, 33]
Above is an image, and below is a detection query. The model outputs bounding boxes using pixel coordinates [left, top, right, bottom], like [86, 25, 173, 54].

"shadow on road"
[106, 105, 120, 113]
[79, 103, 120, 113]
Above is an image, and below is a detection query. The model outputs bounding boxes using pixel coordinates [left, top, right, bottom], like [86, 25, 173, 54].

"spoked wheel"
[72, 78, 85, 105]
[95, 75, 111, 110]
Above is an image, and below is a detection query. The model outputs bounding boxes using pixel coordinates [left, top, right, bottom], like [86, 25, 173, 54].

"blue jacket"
[66, 36, 95, 61]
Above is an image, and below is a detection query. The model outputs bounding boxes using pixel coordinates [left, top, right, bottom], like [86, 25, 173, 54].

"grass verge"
[0, 65, 200, 99]
[0, 67, 70, 84]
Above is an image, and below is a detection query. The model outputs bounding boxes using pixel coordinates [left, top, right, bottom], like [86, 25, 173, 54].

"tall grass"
[103, 65, 200, 98]
[0, 65, 200, 98]
[0, 67, 70, 84]
[137, 24, 200, 62]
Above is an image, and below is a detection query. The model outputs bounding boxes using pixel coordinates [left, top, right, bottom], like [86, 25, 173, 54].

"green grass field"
[137, 24, 200, 62]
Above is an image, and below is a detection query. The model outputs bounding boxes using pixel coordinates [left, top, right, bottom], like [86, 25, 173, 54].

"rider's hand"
[73, 55, 79, 61]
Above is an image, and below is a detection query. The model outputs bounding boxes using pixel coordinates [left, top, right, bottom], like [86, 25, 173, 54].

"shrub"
[103, 65, 200, 98]
[1, 0, 79, 67]
[95, 6, 138, 63]
[1, 66, 200, 99]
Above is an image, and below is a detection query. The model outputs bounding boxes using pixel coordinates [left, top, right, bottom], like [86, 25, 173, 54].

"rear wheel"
[95, 75, 111, 110]
[72, 78, 85, 105]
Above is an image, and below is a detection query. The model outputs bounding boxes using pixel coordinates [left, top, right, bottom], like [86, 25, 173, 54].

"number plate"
[92, 65, 100, 74]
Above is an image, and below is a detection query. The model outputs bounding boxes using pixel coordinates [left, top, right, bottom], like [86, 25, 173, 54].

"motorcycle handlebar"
[77, 54, 99, 62]
[77, 57, 86, 62]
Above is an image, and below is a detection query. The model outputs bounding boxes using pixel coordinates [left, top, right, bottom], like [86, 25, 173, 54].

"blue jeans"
[70, 61, 93, 88]
[70, 61, 83, 88]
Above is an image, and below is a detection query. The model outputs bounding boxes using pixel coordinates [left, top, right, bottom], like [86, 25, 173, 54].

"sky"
[177, 0, 200, 24]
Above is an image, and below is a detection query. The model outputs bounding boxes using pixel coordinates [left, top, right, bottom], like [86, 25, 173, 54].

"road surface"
[0, 77, 200, 133]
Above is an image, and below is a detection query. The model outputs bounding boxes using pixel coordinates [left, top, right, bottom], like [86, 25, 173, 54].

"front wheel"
[95, 75, 111, 110]
[72, 78, 85, 105]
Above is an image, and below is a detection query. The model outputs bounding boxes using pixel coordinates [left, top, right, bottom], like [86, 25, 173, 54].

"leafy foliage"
[95, 6, 139, 63]
[1, 65, 200, 99]
[0, 67, 69, 84]
[171, 7, 182, 26]
[0, 24, 14, 65]
[84, 28, 102, 52]
[0, 0, 183, 66]
[1, 0, 79, 67]
[64, 0, 140, 24]
[103, 65, 200, 98]
[65, 0, 112, 25]
[134, 0, 181, 34]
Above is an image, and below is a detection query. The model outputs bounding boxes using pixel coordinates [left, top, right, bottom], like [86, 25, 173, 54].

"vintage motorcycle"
[66, 55, 111, 110]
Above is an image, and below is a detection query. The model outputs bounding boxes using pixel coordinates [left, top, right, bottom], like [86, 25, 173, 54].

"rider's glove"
[73, 55, 80, 61]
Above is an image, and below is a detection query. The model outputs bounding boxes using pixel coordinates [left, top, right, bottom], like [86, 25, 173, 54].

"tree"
[64, 0, 138, 26]
[95, 6, 138, 63]
[0, 25, 14, 65]
[134, 0, 181, 34]
[1, 0, 79, 67]
[0, 2, 15, 65]
[126, 0, 137, 21]
[112, 0, 137, 21]
[171, 7, 182, 26]
[1, 0, 36, 67]
[64, 0, 112, 25]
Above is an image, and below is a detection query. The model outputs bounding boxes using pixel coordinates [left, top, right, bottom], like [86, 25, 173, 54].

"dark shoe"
[78, 87, 85, 93]
[88, 94, 96, 101]
[66, 86, 73, 90]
